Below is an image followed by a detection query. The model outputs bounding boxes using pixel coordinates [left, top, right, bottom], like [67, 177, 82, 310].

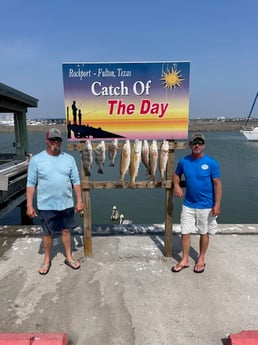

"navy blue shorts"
[38, 207, 77, 236]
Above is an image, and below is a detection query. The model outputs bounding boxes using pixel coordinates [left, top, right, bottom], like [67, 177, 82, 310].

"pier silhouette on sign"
[67, 123, 125, 140]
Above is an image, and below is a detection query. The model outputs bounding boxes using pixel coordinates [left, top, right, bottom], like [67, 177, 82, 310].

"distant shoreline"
[1, 120, 257, 133]
[189, 119, 251, 132]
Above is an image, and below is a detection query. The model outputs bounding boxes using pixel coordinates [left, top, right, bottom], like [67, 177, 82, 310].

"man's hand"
[75, 201, 84, 213]
[211, 204, 220, 217]
[26, 206, 37, 218]
[173, 185, 184, 198]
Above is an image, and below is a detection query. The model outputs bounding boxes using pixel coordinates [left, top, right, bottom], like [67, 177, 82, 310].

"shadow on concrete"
[37, 233, 84, 261]
[149, 233, 199, 262]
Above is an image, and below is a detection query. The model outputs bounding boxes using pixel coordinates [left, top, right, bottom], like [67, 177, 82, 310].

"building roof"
[0, 82, 38, 113]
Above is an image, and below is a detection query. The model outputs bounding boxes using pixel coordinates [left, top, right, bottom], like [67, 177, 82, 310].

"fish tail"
[83, 166, 91, 176]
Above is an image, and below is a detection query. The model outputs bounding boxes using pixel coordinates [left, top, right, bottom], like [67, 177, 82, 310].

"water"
[1, 131, 258, 225]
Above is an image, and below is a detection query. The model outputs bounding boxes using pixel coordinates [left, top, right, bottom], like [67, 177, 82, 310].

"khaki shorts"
[180, 205, 217, 235]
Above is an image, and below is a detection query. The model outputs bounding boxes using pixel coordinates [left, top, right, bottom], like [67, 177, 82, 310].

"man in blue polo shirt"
[172, 133, 222, 274]
[26, 128, 84, 275]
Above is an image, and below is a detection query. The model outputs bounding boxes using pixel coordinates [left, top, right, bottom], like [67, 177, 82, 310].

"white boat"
[240, 126, 258, 141]
[240, 92, 258, 141]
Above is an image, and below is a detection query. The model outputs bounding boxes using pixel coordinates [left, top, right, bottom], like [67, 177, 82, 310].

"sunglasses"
[191, 140, 205, 146]
[49, 137, 62, 142]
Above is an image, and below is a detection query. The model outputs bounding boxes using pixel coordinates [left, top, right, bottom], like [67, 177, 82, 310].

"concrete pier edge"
[1, 223, 258, 237]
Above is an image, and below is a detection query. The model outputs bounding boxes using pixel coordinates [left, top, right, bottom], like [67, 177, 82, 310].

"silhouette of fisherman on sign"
[72, 100, 77, 124]
[78, 109, 82, 125]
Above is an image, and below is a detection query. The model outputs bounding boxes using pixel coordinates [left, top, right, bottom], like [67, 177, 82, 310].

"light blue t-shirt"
[27, 150, 81, 211]
[175, 154, 220, 209]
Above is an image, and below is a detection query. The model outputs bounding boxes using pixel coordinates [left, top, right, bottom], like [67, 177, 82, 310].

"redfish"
[149, 140, 158, 182]
[118, 139, 131, 183]
[81, 139, 93, 176]
[94, 140, 106, 174]
[141, 140, 151, 178]
[108, 139, 118, 167]
[130, 139, 142, 186]
[159, 139, 169, 181]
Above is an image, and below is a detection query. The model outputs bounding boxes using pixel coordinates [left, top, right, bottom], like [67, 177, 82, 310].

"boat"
[240, 126, 258, 141]
[240, 92, 258, 141]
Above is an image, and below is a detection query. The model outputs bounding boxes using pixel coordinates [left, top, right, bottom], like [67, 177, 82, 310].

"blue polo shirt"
[27, 150, 80, 210]
[175, 154, 220, 209]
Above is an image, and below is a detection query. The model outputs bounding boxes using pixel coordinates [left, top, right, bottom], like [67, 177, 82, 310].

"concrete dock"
[0, 224, 258, 345]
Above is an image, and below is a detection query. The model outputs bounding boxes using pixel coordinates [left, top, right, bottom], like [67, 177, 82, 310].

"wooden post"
[83, 187, 92, 256]
[81, 163, 92, 256]
[14, 111, 29, 157]
[164, 141, 175, 257]
[66, 106, 69, 123]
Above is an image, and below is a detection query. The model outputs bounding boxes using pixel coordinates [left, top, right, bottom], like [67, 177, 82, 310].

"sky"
[1, 0, 257, 119]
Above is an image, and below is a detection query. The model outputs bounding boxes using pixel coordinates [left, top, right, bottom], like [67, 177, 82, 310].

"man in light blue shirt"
[26, 128, 83, 275]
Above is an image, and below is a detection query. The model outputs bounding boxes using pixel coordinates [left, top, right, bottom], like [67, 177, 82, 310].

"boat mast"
[244, 92, 258, 127]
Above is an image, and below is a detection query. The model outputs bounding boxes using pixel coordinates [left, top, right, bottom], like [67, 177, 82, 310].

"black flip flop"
[64, 259, 80, 270]
[194, 263, 206, 273]
[39, 261, 51, 275]
[171, 264, 190, 273]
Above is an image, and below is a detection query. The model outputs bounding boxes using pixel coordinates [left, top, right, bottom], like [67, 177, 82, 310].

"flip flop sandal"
[171, 264, 190, 273]
[64, 259, 80, 270]
[39, 261, 51, 275]
[194, 263, 206, 273]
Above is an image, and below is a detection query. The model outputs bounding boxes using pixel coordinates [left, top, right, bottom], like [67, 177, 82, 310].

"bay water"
[1, 131, 258, 225]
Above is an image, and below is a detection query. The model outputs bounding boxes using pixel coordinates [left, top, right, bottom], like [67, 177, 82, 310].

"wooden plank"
[81, 180, 172, 190]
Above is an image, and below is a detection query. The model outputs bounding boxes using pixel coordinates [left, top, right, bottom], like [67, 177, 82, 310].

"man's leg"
[39, 235, 53, 274]
[172, 205, 195, 272]
[194, 233, 209, 273]
[171, 234, 191, 272]
[61, 229, 80, 269]
[181, 234, 191, 263]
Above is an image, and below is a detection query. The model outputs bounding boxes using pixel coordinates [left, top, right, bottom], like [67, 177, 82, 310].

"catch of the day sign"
[62, 61, 190, 141]
[81, 139, 169, 186]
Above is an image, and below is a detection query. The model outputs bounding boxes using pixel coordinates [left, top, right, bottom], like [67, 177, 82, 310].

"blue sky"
[1, 0, 257, 119]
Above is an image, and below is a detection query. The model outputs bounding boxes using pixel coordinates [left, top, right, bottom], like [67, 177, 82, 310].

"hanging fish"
[130, 139, 142, 186]
[81, 140, 93, 176]
[94, 140, 106, 174]
[149, 140, 158, 182]
[159, 139, 169, 181]
[108, 139, 118, 167]
[118, 139, 131, 183]
[141, 139, 151, 178]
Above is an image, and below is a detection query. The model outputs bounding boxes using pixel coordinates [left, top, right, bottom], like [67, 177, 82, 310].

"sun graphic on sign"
[161, 67, 184, 90]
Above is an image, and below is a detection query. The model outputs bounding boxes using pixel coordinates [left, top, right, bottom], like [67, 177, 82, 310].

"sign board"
[62, 61, 190, 141]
